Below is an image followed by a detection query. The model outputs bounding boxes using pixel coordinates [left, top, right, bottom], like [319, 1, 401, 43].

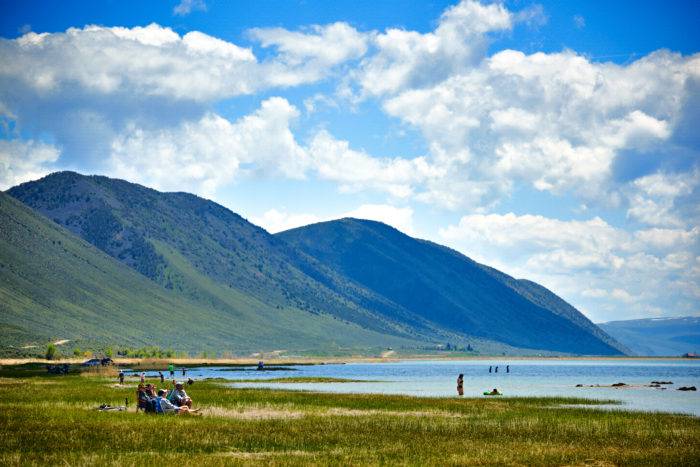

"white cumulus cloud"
[0, 24, 259, 101]
[625, 171, 699, 227]
[382, 49, 698, 208]
[173, 0, 206, 16]
[355, 0, 512, 96]
[0, 139, 60, 190]
[307, 131, 441, 198]
[248, 22, 368, 79]
[109, 97, 307, 197]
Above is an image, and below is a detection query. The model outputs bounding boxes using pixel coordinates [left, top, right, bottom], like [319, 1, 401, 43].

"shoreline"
[2, 354, 696, 366]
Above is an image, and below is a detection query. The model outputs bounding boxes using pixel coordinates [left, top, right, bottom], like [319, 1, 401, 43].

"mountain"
[279, 218, 627, 355]
[9, 172, 480, 351]
[7, 172, 626, 355]
[598, 317, 700, 356]
[477, 266, 630, 354]
[0, 190, 422, 354]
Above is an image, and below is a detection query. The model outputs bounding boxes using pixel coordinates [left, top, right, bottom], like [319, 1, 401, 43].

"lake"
[143, 359, 700, 416]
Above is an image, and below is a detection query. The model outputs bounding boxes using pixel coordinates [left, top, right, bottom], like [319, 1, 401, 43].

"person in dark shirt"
[136, 384, 150, 411]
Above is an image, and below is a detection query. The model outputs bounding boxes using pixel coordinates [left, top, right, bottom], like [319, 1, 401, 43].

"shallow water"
[143, 359, 700, 416]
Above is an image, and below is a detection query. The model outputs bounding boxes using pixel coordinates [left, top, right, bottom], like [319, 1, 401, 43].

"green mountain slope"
[478, 266, 630, 354]
[9, 172, 451, 347]
[0, 192, 420, 354]
[278, 218, 626, 355]
[598, 317, 700, 356]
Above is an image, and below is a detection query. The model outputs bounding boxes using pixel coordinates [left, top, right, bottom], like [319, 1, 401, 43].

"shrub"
[45, 343, 57, 360]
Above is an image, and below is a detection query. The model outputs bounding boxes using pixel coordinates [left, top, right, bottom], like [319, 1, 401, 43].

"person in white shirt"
[168, 382, 192, 408]
[156, 389, 190, 414]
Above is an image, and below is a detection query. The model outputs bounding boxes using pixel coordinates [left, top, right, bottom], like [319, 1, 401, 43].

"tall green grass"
[0, 365, 698, 465]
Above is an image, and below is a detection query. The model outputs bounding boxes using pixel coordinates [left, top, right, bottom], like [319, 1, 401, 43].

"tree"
[73, 347, 82, 357]
[104, 347, 113, 358]
[46, 343, 57, 361]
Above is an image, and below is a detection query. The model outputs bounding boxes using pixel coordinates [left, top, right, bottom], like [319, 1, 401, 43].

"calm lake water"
[145, 359, 700, 416]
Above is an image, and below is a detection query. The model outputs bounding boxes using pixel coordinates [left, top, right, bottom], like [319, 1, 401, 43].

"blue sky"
[0, 0, 698, 322]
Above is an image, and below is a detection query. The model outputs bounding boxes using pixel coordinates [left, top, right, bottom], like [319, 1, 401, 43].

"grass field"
[1, 364, 698, 465]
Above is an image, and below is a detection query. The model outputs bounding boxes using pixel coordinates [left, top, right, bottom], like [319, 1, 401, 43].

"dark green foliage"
[121, 346, 173, 358]
[279, 218, 626, 355]
[45, 343, 57, 360]
[82, 205, 120, 251]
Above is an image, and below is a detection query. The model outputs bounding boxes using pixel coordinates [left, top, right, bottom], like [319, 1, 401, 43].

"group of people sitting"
[137, 381, 195, 414]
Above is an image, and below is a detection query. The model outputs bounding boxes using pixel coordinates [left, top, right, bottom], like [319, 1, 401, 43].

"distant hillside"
[279, 218, 627, 355]
[0, 191, 421, 354]
[598, 317, 700, 356]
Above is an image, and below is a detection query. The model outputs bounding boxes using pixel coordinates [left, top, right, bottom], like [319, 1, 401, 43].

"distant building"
[682, 353, 698, 358]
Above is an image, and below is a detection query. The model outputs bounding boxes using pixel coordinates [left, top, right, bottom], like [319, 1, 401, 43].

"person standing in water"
[495, 366, 499, 373]
[159, 371, 164, 383]
[168, 363, 174, 378]
[182, 368, 186, 377]
[489, 366, 492, 373]
[506, 365, 510, 373]
[457, 374, 464, 396]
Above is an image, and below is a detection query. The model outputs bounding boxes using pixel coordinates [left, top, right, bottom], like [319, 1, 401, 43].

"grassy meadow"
[1, 363, 698, 465]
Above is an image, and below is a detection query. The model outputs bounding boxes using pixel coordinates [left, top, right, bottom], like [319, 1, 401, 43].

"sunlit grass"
[0, 364, 698, 465]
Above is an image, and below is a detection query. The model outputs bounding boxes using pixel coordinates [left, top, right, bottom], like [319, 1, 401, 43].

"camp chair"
[136, 391, 150, 412]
